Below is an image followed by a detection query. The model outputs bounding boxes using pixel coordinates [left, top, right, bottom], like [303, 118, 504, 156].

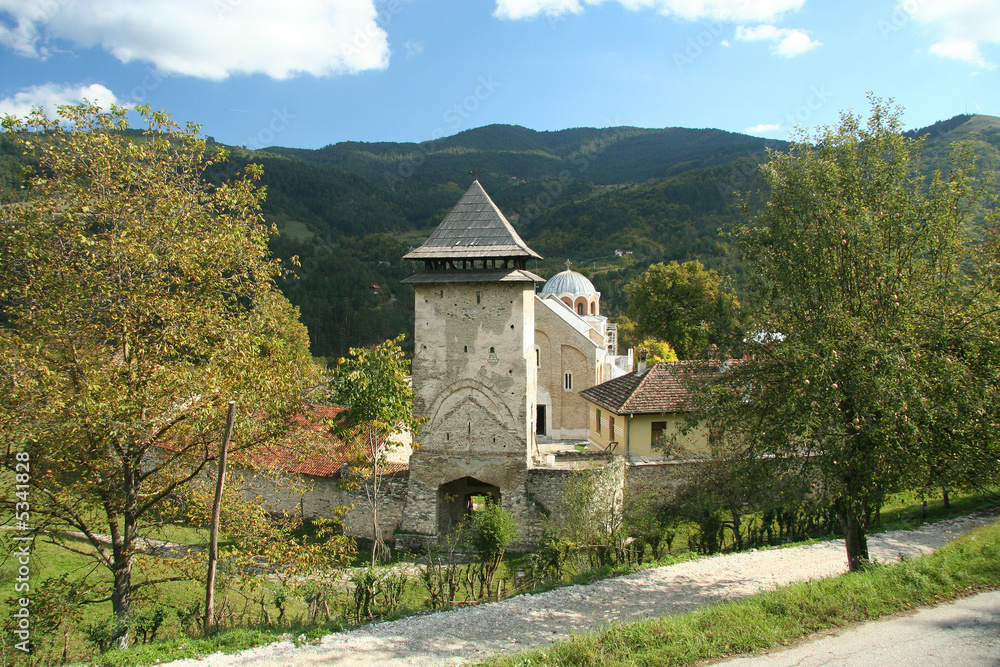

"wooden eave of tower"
[402, 180, 543, 285]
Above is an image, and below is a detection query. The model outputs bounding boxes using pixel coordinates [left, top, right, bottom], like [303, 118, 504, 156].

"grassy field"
[876, 489, 996, 532]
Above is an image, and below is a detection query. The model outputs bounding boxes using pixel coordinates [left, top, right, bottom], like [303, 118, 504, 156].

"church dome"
[541, 269, 598, 297]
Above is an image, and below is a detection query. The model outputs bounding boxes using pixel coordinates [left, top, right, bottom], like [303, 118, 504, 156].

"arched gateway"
[438, 476, 501, 536]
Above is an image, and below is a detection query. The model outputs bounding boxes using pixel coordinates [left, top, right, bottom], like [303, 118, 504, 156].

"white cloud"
[743, 122, 781, 134]
[903, 0, 999, 69]
[494, 0, 805, 22]
[0, 82, 122, 119]
[0, 0, 390, 80]
[735, 23, 820, 56]
[930, 39, 991, 68]
[494, 0, 584, 20]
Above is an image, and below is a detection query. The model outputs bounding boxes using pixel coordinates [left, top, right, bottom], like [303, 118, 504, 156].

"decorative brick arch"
[427, 380, 516, 435]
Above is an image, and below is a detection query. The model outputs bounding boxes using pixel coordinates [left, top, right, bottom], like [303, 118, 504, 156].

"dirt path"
[164, 511, 999, 667]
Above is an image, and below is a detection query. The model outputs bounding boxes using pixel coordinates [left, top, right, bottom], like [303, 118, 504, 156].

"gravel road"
[164, 510, 999, 667]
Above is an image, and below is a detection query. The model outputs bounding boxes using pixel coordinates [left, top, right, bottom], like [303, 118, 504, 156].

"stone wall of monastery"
[232, 466, 409, 541]
[235, 459, 697, 550]
[402, 279, 538, 541]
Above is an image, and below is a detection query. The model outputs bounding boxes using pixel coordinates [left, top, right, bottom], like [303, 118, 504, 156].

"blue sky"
[1, 0, 997, 149]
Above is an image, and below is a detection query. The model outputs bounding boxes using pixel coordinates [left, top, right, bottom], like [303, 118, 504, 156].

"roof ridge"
[580, 358, 711, 415]
[621, 365, 654, 412]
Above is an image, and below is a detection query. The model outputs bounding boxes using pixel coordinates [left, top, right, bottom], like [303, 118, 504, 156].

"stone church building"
[536, 267, 630, 441]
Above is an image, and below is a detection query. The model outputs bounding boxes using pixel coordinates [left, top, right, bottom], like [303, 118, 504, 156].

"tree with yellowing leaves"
[0, 104, 319, 648]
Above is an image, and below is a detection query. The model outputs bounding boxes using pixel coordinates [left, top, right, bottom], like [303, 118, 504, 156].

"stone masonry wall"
[233, 466, 409, 541]
[402, 279, 537, 541]
[624, 460, 696, 500]
[234, 459, 697, 550]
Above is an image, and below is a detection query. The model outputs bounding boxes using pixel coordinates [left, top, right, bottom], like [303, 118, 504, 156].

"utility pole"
[205, 400, 236, 632]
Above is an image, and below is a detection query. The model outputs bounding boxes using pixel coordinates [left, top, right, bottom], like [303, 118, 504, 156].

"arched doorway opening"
[438, 477, 501, 537]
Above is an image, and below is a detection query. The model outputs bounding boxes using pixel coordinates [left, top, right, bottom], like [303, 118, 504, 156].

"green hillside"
[910, 114, 1000, 185]
[3, 115, 997, 359]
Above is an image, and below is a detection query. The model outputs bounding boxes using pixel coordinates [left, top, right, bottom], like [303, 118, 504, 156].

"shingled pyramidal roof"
[403, 180, 543, 284]
[404, 180, 541, 260]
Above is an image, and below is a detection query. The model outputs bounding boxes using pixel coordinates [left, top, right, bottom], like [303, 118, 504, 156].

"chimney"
[636, 347, 648, 376]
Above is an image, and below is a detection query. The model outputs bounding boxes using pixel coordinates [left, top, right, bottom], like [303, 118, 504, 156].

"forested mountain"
[264, 124, 783, 229]
[3, 115, 998, 359]
[270, 124, 779, 185]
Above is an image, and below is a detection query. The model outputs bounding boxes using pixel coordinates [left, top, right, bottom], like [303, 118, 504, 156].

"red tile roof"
[579, 361, 728, 415]
[242, 404, 409, 479]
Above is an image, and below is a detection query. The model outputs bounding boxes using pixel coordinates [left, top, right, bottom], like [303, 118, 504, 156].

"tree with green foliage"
[329, 334, 424, 566]
[549, 461, 627, 570]
[695, 96, 1000, 571]
[635, 339, 679, 364]
[625, 259, 740, 359]
[0, 104, 320, 649]
[466, 498, 518, 600]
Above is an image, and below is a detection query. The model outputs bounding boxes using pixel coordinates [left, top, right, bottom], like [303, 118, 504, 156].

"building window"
[651, 421, 667, 449]
[609, 415, 615, 438]
[488, 347, 498, 364]
[596, 409, 602, 434]
[536, 348, 540, 368]
[476, 290, 481, 304]
[577, 303, 585, 315]
[590, 301, 596, 315]
[564, 372, 573, 391]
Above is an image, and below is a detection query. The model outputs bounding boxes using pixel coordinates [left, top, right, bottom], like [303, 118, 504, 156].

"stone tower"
[399, 180, 543, 545]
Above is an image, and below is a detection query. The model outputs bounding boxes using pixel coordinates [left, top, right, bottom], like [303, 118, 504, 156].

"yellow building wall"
[622, 413, 709, 458]
[585, 401, 710, 458]
[585, 404, 625, 455]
